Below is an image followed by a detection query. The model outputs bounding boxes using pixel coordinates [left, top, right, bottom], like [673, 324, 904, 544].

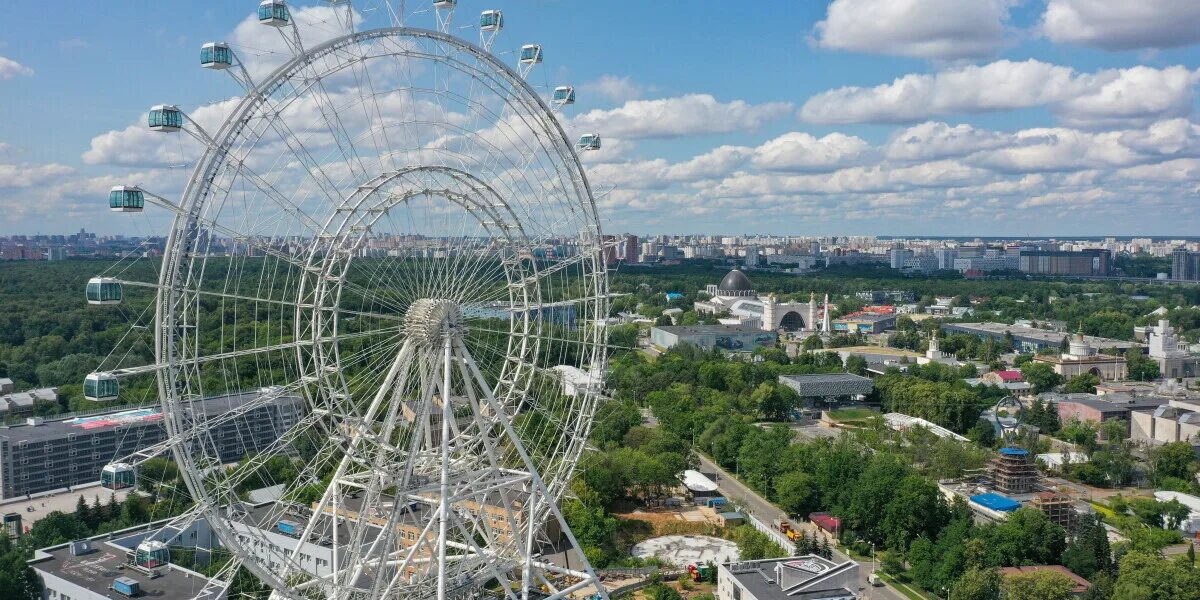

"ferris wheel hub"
[404, 298, 466, 348]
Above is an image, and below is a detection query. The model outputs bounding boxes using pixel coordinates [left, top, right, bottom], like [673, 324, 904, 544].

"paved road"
[694, 453, 907, 600]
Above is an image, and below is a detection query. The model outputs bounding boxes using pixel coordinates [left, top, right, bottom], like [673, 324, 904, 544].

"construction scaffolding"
[989, 447, 1037, 495]
[1031, 491, 1077, 531]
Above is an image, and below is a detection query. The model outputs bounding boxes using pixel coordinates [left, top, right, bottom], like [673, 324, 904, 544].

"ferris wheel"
[84, 2, 610, 599]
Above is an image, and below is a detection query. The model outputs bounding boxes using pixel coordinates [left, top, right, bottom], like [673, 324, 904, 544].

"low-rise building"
[650, 324, 778, 353]
[1131, 403, 1200, 447]
[717, 556, 859, 600]
[831, 312, 896, 335]
[778, 374, 874, 401]
[1032, 332, 1128, 381]
[943, 322, 1138, 355]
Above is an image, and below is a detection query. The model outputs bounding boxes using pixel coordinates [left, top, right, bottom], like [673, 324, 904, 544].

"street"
[694, 453, 908, 600]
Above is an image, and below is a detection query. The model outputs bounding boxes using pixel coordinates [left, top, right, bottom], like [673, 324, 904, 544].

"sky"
[2, 0, 1200, 237]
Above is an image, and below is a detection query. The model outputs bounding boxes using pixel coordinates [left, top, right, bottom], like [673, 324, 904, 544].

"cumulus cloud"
[885, 122, 1008, 161]
[83, 98, 240, 166]
[572, 95, 792, 139]
[813, 0, 1015, 59]
[751, 132, 871, 171]
[228, 5, 361, 80]
[1042, 0, 1200, 50]
[0, 162, 73, 188]
[0, 56, 33, 80]
[799, 59, 1198, 127]
[581, 75, 644, 103]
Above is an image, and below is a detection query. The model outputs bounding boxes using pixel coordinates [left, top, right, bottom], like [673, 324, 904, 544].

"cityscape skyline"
[2, 2, 1200, 236]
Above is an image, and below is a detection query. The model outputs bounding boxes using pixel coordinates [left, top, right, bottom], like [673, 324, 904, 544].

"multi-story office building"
[1019, 249, 1110, 276]
[0, 390, 304, 499]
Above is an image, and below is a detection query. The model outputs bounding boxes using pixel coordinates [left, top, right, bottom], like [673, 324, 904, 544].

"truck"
[776, 519, 802, 541]
[869, 573, 883, 587]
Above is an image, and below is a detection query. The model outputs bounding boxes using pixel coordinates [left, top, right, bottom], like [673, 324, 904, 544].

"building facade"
[650, 325, 777, 353]
[1018, 249, 1111, 276]
[0, 391, 304, 499]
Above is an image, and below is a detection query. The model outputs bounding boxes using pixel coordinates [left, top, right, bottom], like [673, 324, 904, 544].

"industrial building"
[830, 312, 896, 334]
[717, 556, 859, 600]
[0, 390, 304, 499]
[1018, 249, 1110, 276]
[650, 324, 778, 353]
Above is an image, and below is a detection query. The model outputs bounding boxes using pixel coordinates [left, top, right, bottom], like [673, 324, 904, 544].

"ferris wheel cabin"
[553, 86, 576, 105]
[148, 105, 182, 132]
[109, 186, 145, 212]
[135, 541, 170, 569]
[578, 134, 601, 151]
[86, 278, 123, 305]
[479, 10, 503, 31]
[101, 463, 136, 490]
[433, 0, 457, 8]
[520, 44, 543, 65]
[200, 42, 233, 70]
[259, 1, 290, 26]
[84, 372, 119, 402]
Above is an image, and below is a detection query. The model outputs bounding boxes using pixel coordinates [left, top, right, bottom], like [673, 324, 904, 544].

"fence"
[745, 513, 797, 556]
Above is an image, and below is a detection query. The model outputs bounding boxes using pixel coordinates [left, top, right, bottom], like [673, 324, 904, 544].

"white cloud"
[83, 98, 240, 166]
[572, 95, 792, 139]
[800, 60, 1198, 127]
[1043, 0, 1200, 50]
[228, 5, 361, 80]
[0, 162, 73, 188]
[885, 122, 1008, 161]
[581, 75, 644, 103]
[0, 56, 33, 80]
[970, 128, 1140, 172]
[751, 132, 871, 171]
[813, 0, 1015, 59]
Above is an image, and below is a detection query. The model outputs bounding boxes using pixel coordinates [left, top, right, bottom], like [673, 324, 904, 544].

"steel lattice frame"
[91, 6, 609, 600]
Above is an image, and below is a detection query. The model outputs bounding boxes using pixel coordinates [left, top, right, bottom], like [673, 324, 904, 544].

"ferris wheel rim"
[139, 18, 609, 600]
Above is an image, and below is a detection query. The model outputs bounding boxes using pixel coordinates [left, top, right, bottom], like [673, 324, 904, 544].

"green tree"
[1150, 442, 1198, 484]
[1061, 514, 1112, 578]
[1065, 373, 1101, 394]
[1126, 347, 1161, 381]
[950, 568, 1001, 600]
[1020, 361, 1062, 393]
[1111, 551, 1200, 600]
[845, 355, 868, 376]
[1000, 570, 1075, 600]
[774, 470, 818, 517]
[802, 335, 824, 351]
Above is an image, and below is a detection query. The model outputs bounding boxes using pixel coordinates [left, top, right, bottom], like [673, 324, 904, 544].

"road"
[694, 453, 907, 600]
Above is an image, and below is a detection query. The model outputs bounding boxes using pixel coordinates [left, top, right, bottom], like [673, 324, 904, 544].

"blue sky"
[2, 0, 1200, 236]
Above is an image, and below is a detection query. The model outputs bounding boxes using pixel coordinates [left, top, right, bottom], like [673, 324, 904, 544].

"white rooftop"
[883, 412, 968, 442]
[681, 469, 718, 493]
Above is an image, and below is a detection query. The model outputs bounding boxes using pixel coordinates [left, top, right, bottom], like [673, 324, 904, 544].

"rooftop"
[970, 493, 1021, 512]
[718, 269, 754, 293]
[945, 322, 1139, 350]
[653, 324, 767, 336]
[681, 469, 719, 493]
[778, 373, 874, 398]
[723, 555, 859, 600]
[29, 527, 224, 600]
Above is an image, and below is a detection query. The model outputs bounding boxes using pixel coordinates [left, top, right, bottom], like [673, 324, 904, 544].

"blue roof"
[665, 292, 684, 300]
[1000, 447, 1029, 456]
[970, 493, 1021, 512]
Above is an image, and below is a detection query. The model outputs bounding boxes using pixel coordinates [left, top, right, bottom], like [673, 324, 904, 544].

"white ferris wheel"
[84, 1, 610, 599]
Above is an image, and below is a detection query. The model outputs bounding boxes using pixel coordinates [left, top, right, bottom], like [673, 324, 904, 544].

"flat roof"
[970, 493, 1021, 512]
[945, 322, 1138, 350]
[0, 389, 301, 443]
[652, 324, 767, 335]
[723, 555, 858, 600]
[30, 531, 223, 599]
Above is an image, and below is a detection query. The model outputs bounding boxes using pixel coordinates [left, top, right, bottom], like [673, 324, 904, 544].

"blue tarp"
[999, 447, 1029, 457]
[970, 493, 1021, 512]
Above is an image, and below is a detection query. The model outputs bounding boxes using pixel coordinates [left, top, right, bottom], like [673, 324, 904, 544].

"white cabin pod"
[135, 541, 169, 569]
[86, 277, 122, 305]
[520, 44, 543, 65]
[553, 86, 575, 105]
[578, 134, 601, 151]
[201, 42, 233, 69]
[479, 10, 503, 31]
[109, 186, 144, 212]
[84, 372, 119, 402]
[148, 105, 182, 132]
[433, 0, 457, 8]
[101, 463, 136, 490]
[259, 0, 290, 26]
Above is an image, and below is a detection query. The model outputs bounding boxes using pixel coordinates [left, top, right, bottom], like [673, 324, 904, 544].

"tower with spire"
[821, 294, 831, 333]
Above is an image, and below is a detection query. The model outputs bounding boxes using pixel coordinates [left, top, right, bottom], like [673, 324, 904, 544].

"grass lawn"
[879, 573, 937, 600]
[828, 407, 878, 422]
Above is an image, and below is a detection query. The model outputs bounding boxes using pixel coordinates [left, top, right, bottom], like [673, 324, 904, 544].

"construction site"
[937, 446, 1086, 531]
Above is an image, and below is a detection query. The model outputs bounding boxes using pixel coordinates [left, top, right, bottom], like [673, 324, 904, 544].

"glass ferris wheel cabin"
[86, 277, 123, 305]
[578, 134, 601, 151]
[433, 0, 457, 8]
[84, 372, 119, 402]
[148, 105, 183, 132]
[259, 0, 290, 27]
[553, 86, 576, 105]
[135, 541, 170, 569]
[109, 186, 144, 212]
[520, 44, 543, 65]
[200, 42, 233, 70]
[480, 10, 503, 31]
[101, 463, 137, 491]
